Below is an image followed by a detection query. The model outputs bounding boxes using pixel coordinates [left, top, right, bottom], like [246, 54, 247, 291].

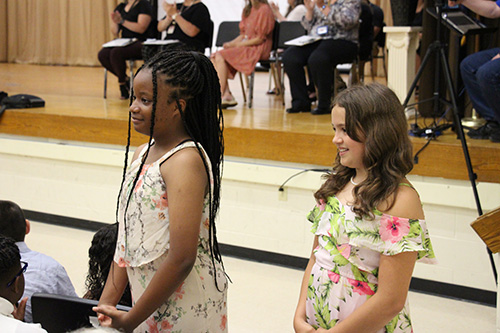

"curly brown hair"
[314, 83, 413, 219]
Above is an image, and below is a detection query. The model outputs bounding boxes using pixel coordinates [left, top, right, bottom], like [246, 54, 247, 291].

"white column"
[383, 26, 422, 105]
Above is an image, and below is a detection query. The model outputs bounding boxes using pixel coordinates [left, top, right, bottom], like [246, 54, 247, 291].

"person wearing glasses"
[0, 201, 77, 323]
[0, 235, 47, 332]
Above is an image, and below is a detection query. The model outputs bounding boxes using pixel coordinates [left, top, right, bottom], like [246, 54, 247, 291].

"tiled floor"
[223, 256, 496, 332]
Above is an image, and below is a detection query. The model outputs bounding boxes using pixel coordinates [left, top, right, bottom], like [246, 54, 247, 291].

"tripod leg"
[403, 42, 439, 108]
[439, 47, 497, 284]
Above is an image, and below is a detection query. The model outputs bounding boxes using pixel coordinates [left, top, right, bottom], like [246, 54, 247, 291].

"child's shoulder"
[381, 180, 424, 220]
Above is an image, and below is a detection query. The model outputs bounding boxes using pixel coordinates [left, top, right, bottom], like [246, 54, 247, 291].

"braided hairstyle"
[115, 50, 225, 289]
[0, 235, 21, 285]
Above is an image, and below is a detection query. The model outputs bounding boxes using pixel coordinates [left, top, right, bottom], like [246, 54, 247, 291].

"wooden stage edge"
[0, 63, 499, 183]
[2, 108, 500, 183]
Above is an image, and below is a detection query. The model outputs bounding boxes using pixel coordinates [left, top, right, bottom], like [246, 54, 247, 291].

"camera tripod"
[402, 0, 497, 283]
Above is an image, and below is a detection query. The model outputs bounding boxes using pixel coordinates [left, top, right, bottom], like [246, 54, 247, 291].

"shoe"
[221, 97, 238, 108]
[286, 104, 311, 113]
[119, 80, 130, 100]
[467, 121, 500, 140]
[489, 123, 500, 143]
[311, 107, 330, 115]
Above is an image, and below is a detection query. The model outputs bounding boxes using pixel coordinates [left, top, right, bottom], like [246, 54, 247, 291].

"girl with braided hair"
[94, 50, 227, 332]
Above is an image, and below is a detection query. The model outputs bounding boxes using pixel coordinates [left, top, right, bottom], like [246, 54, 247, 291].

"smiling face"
[129, 69, 180, 138]
[331, 105, 366, 175]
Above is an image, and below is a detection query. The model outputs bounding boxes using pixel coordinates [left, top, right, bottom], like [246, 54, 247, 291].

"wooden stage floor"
[0, 63, 499, 183]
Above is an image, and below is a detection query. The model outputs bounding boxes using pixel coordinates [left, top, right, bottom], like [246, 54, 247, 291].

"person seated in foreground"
[0, 200, 78, 323]
[83, 223, 132, 307]
[0, 235, 47, 332]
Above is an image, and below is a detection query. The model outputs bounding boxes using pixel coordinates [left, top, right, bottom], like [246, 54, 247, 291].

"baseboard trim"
[25, 210, 496, 307]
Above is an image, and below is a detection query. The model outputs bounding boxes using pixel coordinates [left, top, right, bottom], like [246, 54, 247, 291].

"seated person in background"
[83, 224, 132, 307]
[212, 0, 275, 108]
[270, 0, 307, 22]
[0, 201, 78, 323]
[0, 235, 47, 332]
[367, 0, 384, 49]
[282, 0, 361, 115]
[358, 1, 373, 63]
[451, 0, 500, 143]
[156, 0, 212, 54]
[98, 0, 155, 100]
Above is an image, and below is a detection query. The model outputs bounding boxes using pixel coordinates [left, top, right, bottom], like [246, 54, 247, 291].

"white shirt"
[286, 4, 307, 21]
[0, 297, 47, 333]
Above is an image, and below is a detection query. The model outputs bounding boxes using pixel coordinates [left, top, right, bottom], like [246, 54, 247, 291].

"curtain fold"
[4, 0, 118, 66]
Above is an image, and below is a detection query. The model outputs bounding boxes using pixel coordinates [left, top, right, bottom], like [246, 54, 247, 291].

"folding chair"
[32, 293, 131, 332]
[103, 59, 137, 99]
[214, 21, 248, 104]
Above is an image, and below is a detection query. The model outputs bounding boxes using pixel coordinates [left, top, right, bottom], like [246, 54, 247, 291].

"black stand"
[403, 1, 497, 284]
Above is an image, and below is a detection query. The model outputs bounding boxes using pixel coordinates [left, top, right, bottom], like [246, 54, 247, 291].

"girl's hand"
[294, 319, 317, 333]
[93, 305, 134, 333]
[492, 53, 500, 61]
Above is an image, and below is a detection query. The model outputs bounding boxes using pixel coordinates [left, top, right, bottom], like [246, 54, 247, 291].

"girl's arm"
[293, 236, 318, 333]
[450, 0, 500, 18]
[98, 261, 129, 308]
[322, 252, 417, 333]
[95, 148, 207, 332]
[323, 184, 423, 333]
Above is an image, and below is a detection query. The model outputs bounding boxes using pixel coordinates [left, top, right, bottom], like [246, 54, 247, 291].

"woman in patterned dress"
[211, 0, 275, 108]
[293, 83, 436, 333]
[94, 50, 227, 332]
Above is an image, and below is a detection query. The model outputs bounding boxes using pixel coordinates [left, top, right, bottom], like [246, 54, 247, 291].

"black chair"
[214, 21, 248, 104]
[104, 59, 137, 99]
[247, 21, 279, 108]
[31, 293, 131, 332]
[206, 19, 215, 55]
[214, 20, 279, 108]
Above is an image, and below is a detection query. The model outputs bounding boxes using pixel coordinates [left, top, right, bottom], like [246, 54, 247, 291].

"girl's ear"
[176, 99, 187, 115]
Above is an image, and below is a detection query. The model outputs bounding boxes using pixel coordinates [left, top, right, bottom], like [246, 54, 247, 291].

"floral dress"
[306, 195, 436, 332]
[114, 141, 228, 332]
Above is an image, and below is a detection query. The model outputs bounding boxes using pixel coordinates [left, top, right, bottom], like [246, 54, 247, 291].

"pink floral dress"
[306, 195, 436, 332]
[114, 141, 228, 332]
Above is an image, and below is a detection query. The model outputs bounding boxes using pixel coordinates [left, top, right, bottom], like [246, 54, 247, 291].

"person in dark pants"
[98, 0, 155, 100]
[282, 0, 360, 115]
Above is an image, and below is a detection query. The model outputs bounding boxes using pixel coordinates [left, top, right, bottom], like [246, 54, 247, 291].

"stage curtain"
[4, 0, 119, 66]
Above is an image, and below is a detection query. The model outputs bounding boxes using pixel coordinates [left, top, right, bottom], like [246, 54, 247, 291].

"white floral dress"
[306, 195, 436, 332]
[114, 141, 228, 333]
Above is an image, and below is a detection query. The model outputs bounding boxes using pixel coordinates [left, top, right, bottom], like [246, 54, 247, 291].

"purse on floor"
[0, 92, 45, 117]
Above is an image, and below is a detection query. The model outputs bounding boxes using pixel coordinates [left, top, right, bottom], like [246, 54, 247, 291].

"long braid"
[143, 50, 225, 289]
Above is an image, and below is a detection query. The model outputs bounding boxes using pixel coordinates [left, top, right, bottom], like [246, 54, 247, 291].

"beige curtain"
[2, 0, 119, 66]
